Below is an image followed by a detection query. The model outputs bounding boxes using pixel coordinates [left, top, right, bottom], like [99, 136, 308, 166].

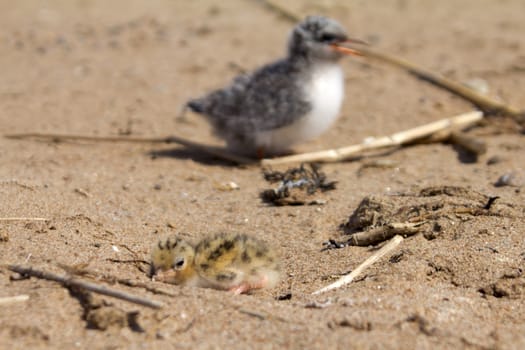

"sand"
[1, 0, 524, 349]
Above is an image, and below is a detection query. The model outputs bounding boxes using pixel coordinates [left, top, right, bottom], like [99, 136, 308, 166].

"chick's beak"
[331, 37, 368, 56]
[149, 265, 157, 278]
[152, 269, 177, 282]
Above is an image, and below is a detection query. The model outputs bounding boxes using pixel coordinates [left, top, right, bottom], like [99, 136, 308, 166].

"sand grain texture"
[1, 1, 524, 349]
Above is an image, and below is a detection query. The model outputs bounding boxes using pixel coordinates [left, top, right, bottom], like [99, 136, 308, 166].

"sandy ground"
[1, 0, 525, 349]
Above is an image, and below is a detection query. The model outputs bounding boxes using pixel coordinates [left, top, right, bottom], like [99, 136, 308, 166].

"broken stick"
[348, 222, 424, 246]
[8, 265, 163, 309]
[263, 110, 483, 165]
[0, 217, 49, 222]
[312, 235, 403, 295]
[0, 294, 29, 305]
[58, 263, 178, 298]
[4, 133, 254, 165]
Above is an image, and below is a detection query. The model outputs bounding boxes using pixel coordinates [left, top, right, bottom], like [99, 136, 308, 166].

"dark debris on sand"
[260, 163, 337, 206]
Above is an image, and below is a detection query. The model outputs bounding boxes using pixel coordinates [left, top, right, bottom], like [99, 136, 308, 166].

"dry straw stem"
[0, 217, 49, 222]
[8, 265, 163, 309]
[358, 47, 524, 121]
[263, 110, 483, 165]
[0, 294, 29, 305]
[312, 235, 403, 295]
[257, 0, 524, 122]
[4, 133, 254, 165]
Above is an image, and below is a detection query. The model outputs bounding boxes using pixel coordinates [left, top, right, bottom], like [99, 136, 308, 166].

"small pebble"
[463, 78, 489, 95]
[0, 229, 9, 242]
[486, 155, 505, 165]
[214, 181, 240, 191]
[494, 172, 524, 187]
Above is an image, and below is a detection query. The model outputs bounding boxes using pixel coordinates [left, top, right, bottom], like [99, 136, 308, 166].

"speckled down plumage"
[188, 60, 311, 135]
[186, 16, 350, 156]
[150, 233, 281, 294]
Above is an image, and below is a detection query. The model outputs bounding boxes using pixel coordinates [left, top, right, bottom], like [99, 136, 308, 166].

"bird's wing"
[188, 60, 312, 132]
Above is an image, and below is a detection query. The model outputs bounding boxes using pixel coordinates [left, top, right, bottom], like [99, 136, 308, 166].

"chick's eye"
[173, 258, 185, 269]
[320, 33, 338, 43]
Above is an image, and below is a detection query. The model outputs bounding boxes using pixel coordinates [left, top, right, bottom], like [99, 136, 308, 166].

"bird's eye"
[173, 258, 185, 269]
[320, 33, 338, 43]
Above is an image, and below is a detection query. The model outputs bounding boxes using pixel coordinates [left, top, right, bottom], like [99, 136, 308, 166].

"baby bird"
[186, 15, 363, 157]
[150, 233, 281, 294]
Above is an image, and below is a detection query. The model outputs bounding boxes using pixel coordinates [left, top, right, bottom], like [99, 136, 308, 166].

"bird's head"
[288, 16, 364, 61]
[150, 236, 196, 284]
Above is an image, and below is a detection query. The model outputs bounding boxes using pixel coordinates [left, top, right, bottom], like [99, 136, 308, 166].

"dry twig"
[58, 263, 178, 297]
[312, 235, 403, 295]
[0, 217, 49, 222]
[357, 47, 524, 121]
[237, 307, 289, 323]
[8, 265, 163, 309]
[4, 133, 254, 165]
[0, 180, 36, 191]
[0, 294, 29, 305]
[346, 222, 424, 246]
[263, 111, 483, 165]
[257, 0, 301, 23]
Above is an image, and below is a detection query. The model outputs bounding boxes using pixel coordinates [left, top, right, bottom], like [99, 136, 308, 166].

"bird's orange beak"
[331, 37, 368, 56]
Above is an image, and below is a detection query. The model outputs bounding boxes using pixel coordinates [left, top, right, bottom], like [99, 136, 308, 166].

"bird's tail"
[186, 99, 205, 114]
[176, 98, 204, 122]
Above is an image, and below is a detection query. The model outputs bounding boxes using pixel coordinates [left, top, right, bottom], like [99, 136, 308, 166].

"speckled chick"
[150, 233, 281, 294]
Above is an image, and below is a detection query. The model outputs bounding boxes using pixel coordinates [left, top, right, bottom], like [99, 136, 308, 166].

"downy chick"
[150, 233, 281, 294]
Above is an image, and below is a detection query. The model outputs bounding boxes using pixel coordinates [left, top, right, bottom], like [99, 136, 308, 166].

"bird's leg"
[228, 276, 269, 295]
[256, 147, 266, 160]
[151, 269, 177, 283]
[229, 283, 251, 295]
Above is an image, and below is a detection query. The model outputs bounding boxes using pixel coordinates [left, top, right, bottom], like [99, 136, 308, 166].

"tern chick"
[150, 233, 281, 294]
[186, 16, 362, 157]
